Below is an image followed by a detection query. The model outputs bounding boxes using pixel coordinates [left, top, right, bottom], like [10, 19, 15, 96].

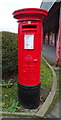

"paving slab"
[42, 44, 56, 64]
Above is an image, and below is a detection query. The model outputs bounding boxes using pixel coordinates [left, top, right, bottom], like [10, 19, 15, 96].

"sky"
[0, 0, 42, 33]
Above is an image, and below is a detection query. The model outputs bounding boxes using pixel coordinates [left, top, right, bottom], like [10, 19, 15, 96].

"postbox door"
[18, 26, 41, 86]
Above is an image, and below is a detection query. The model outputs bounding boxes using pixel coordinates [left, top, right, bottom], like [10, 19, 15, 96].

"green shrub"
[2, 31, 18, 77]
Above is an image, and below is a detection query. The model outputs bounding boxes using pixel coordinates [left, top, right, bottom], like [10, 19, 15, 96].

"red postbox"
[13, 8, 48, 109]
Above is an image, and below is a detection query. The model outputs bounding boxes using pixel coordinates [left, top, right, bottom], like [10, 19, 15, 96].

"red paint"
[56, 4, 61, 66]
[56, 41, 61, 66]
[13, 8, 48, 86]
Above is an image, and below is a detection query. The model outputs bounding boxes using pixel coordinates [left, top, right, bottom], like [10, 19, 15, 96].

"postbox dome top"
[13, 8, 48, 22]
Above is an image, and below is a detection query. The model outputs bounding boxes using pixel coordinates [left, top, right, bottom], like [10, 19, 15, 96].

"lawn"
[41, 57, 53, 88]
[2, 57, 53, 112]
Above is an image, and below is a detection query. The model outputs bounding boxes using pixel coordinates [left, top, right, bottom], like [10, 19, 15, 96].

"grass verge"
[2, 57, 53, 112]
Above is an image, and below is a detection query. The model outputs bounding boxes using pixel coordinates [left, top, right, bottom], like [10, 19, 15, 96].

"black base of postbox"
[18, 83, 41, 109]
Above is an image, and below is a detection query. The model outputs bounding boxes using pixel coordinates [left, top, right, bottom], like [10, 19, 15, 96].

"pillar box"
[13, 8, 48, 109]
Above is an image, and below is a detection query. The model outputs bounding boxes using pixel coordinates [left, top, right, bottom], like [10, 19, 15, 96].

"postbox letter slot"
[22, 25, 37, 29]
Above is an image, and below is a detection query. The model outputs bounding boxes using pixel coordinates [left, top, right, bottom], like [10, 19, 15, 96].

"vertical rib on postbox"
[12, 8, 48, 109]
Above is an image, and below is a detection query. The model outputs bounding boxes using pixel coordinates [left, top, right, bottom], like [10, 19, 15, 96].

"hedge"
[2, 31, 18, 77]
